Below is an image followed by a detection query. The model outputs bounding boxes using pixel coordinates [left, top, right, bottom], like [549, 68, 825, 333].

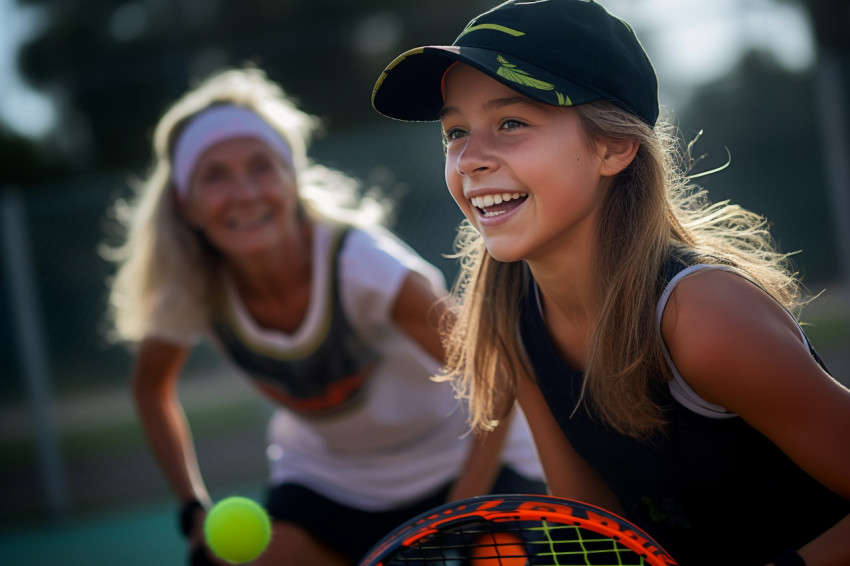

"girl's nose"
[456, 132, 497, 176]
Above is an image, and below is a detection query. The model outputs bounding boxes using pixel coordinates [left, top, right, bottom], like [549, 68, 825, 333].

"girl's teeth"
[471, 192, 527, 209]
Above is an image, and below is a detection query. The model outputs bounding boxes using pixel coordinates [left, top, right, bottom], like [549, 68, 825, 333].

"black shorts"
[265, 466, 547, 563]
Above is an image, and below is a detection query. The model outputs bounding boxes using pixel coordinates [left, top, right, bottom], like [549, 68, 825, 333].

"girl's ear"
[599, 139, 640, 177]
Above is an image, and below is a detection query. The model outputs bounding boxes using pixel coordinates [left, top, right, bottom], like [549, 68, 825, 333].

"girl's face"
[441, 63, 621, 265]
[180, 137, 300, 261]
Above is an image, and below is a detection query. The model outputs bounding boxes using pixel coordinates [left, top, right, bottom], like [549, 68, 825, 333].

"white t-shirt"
[200, 223, 543, 510]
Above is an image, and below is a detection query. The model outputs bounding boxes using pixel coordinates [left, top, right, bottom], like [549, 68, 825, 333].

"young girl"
[371, 1, 850, 565]
[104, 67, 545, 565]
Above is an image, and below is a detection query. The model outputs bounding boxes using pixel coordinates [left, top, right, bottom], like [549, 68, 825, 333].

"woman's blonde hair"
[441, 102, 804, 440]
[103, 67, 389, 344]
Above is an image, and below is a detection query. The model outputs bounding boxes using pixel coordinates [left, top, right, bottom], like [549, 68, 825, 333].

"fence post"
[1, 186, 70, 521]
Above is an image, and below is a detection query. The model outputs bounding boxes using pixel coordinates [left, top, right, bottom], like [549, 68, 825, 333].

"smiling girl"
[372, 1, 850, 565]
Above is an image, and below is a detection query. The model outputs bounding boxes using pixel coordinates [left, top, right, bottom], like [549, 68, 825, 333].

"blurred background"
[1, 0, 848, 564]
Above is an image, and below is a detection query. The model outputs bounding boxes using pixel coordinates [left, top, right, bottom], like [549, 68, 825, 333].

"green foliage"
[0, 127, 68, 185]
[14, 0, 496, 176]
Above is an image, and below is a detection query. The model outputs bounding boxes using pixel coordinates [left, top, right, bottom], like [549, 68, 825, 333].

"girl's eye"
[501, 119, 526, 131]
[443, 127, 467, 143]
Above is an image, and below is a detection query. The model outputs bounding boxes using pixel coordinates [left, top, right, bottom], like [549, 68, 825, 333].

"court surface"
[0, 488, 263, 566]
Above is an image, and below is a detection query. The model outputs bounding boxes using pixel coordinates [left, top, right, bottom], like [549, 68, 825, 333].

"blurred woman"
[105, 67, 545, 565]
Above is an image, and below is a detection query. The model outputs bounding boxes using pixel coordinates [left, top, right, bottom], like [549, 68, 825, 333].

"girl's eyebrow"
[440, 96, 539, 120]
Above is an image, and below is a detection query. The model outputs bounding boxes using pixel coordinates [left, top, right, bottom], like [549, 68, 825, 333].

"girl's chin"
[482, 239, 525, 264]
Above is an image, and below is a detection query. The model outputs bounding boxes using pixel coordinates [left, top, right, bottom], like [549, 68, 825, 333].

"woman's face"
[440, 63, 617, 266]
[180, 137, 300, 261]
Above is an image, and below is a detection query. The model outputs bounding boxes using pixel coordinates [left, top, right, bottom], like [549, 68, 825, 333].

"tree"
[15, 0, 493, 176]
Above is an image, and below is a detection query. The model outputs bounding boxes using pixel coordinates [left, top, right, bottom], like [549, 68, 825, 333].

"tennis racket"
[359, 494, 678, 566]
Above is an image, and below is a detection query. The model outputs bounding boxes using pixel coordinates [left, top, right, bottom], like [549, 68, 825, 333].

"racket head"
[359, 494, 678, 566]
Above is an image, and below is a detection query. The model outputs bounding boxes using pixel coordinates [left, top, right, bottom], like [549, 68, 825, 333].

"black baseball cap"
[372, 0, 659, 126]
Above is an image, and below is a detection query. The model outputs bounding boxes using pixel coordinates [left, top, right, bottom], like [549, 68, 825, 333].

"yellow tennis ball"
[204, 496, 272, 564]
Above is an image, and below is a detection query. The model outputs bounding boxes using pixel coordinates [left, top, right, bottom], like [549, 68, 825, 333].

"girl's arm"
[131, 337, 211, 546]
[445, 410, 513, 501]
[516, 372, 624, 515]
[662, 269, 850, 566]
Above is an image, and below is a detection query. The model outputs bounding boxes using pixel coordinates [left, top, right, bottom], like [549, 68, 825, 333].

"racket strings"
[531, 521, 646, 566]
[384, 519, 649, 566]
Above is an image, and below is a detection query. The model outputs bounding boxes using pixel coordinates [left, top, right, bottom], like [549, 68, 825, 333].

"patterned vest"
[210, 228, 378, 417]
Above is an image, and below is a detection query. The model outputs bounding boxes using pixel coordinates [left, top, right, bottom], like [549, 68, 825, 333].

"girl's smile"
[470, 191, 528, 218]
[440, 63, 616, 266]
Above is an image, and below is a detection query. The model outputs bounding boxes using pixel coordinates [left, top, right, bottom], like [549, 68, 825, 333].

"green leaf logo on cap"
[459, 23, 526, 38]
[495, 55, 571, 107]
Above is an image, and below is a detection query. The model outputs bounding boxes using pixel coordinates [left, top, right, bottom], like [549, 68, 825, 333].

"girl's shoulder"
[659, 264, 813, 412]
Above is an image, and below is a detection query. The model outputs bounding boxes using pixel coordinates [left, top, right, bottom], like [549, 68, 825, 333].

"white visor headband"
[172, 105, 293, 197]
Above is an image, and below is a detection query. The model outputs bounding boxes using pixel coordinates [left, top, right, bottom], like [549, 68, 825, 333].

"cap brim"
[372, 45, 603, 122]
[372, 46, 462, 122]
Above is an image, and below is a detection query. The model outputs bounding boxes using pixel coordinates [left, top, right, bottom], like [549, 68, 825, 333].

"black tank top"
[520, 257, 848, 565]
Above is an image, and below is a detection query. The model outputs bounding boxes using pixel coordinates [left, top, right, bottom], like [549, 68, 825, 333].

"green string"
[525, 521, 647, 566]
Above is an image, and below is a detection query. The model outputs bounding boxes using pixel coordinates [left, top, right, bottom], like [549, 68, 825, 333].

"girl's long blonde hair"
[103, 67, 389, 344]
[441, 102, 804, 440]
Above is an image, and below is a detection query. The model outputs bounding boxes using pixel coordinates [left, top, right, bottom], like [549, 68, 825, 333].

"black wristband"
[189, 544, 217, 566]
[771, 549, 806, 566]
[179, 498, 205, 538]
